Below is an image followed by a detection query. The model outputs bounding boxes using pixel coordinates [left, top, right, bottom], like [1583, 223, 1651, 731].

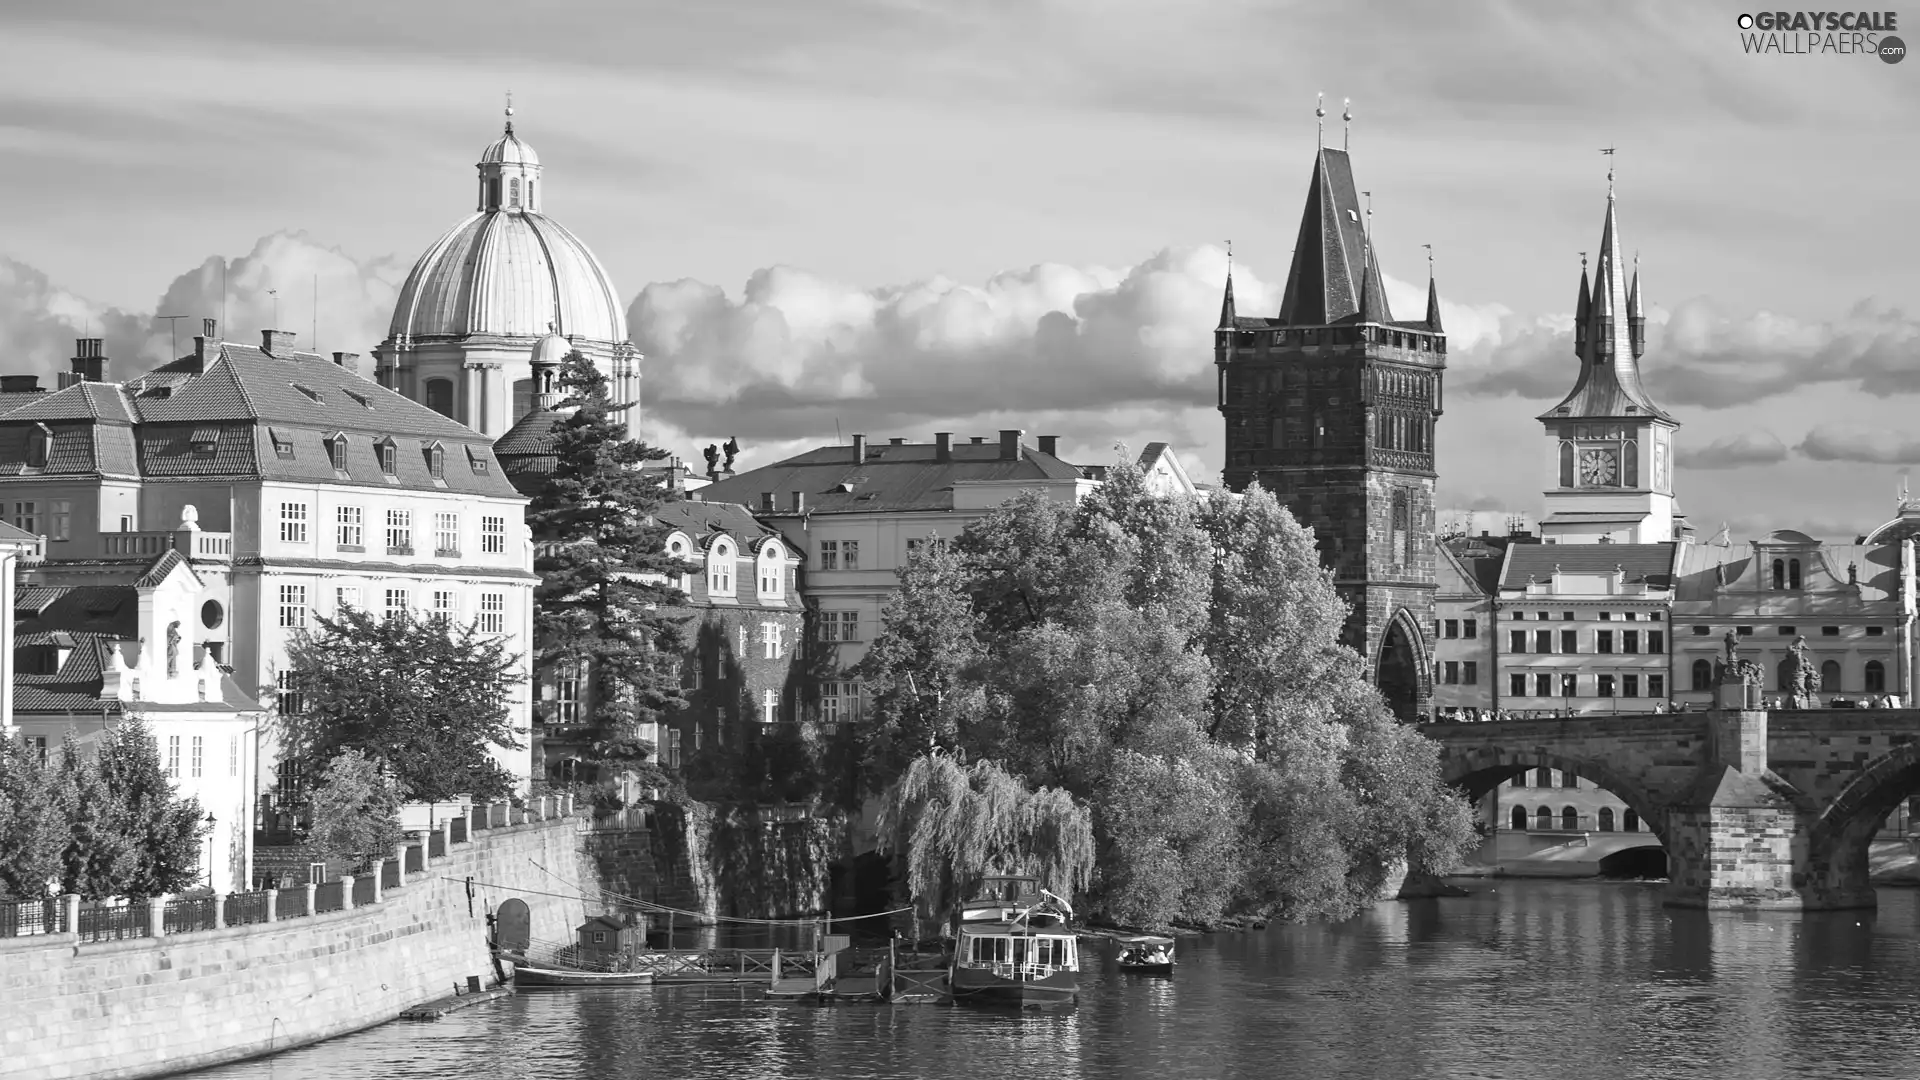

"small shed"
[576, 914, 643, 964]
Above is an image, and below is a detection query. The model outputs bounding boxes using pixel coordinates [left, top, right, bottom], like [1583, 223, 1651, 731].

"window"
[709, 543, 735, 596]
[1561, 630, 1578, 653]
[336, 506, 363, 549]
[1463, 619, 1477, 639]
[1866, 660, 1887, 693]
[822, 681, 858, 728]
[1535, 673, 1552, 697]
[761, 688, 778, 724]
[1534, 768, 1553, 786]
[1868, 626, 1886, 637]
[1597, 630, 1613, 654]
[820, 541, 840, 571]
[1534, 630, 1552, 653]
[664, 728, 682, 770]
[11, 501, 35, 534]
[26, 426, 49, 468]
[842, 540, 861, 570]
[554, 661, 583, 724]
[385, 588, 409, 619]
[482, 515, 506, 554]
[1562, 771, 1579, 789]
[119, 515, 134, 532]
[378, 440, 398, 476]
[434, 512, 460, 556]
[1623, 630, 1639, 654]
[432, 590, 457, 620]
[1561, 673, 1578, 697]
[50, 499, 70, 541]
[1443, 619, 1458, 639]
[1822, 626, 1841, 637]
[229, 735, 239, 777]
[1510, 772, 1527, 789]
[1391, 491, 1411, 567]
[22, 735, 46, 765]
[191, 736, 203, 778]
[280, 502, 308, 543]
[715, 642, 730, 681]
[1624, 674, 1639, 697]
[479, 593, 505, 634]
[1693, 625, 1711, 636]
[1776, 657, 1794, 692]
[1462, 661, 1478, 685]
[1737, 626, 1753, 636]
[1510, 673, 1527, 697]
[278, 584, 308, 628]
[329, 435, 348, 471]
[1598, 674, 1615, 697]
[386, 509, 412, 554]
[1510, 630, 1526, 654]
[271, 430, 294, 460]
[509, 176, 521, 206]
[1560, 611, 1574, 622]
[166, 736, 180, 778]
[1649, 631, 1664, 654]
[762, 622, 785, 659]
[425, 443, 446, 479]
[1562, 807, 1579, 831]
[1512, 806, 1530, 830]
[759, 556, 782, 598]
[1443, 660, 1459, 684]
[1777, 626, 1796, 636]
[821, 611, 859, 642]
[1821, 659, 1841, 692]
[1691, 659, 1713, 691]
[336, 585, 360, 613]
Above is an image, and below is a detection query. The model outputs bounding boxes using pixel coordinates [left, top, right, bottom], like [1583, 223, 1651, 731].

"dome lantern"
[477, 95, 542, 213]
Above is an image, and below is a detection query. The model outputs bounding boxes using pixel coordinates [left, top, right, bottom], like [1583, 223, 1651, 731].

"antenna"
[156, 315, 188, 360]
[835, 418, 844, 444]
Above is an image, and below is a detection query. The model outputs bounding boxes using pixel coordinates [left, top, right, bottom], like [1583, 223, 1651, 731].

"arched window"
[1623, 440, 1638, 486]
[1535, 806, 1554, 831]
[1534, 767, 1553, 787]
[1512, 806, 1529, 831]
[1789, 559, 1802, 590]
[1777, 657, 1794, 692]
[488, 178, 501, 209]
[528, 180, 535, 207]
[1559, 442, 1575, 487]
[758, 545, 783, 599]
[1821, 659, 1841, 693]
[708, 540, 734, 597]
[1623, 808, 1640, 833]
[1561, 806, 1579, 831]
[1866, 660, 1886, 693]
[1598, 807, 1615, 832]
[1691, 658, 1713, 691]
[1772, 558, 1785, 590]
[509, 176, 521, 207]
[424, 378, 455, 418]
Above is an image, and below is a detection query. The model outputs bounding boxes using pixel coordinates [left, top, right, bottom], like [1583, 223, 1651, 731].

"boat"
[1114, 934, 1176, 975]
[948, 875, 1080, 1007]
[512, 964, 656, 988]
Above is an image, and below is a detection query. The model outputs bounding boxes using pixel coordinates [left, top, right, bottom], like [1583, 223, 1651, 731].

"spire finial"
[1316, 92, 1325, 148]
[1580, 250, 1588, 270]
[1224, 239, 1233, 274]
[505, 90, 515, 136]
[1422, 243, 1433, 280]
[1601, 145, 1616, 194]
[1342, 98, 1352, 152]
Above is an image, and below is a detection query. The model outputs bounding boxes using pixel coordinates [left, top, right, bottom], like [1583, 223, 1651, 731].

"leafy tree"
[526, 350, 687, 774]
[302, 750, 407, 866]
[54, 735, 134, 900]
[0, 736, 65, 899]
[283, 608, 523, 802]
[95, 719, 207, 899]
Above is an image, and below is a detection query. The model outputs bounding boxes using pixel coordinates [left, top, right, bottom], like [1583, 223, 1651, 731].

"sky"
[1, 0, 1916, 540]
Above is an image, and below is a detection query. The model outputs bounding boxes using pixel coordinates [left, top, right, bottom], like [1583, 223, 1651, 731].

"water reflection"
[187, 883, 1920, 1080]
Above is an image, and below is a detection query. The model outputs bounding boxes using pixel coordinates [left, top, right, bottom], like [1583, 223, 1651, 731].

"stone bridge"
[1419, 705, 1920, 910]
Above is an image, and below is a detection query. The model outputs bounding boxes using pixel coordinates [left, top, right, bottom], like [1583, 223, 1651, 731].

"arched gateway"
[1376, 609, 1430, 724]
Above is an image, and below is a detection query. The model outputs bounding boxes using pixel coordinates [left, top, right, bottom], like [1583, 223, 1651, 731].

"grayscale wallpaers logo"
[1737, 11, 1905, 61]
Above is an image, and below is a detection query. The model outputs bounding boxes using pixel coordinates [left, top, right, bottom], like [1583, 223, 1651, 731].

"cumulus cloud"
[1677, 429, 1789, 470]
[0, 232, 403, 387]
[1796, 424, 1920, 466]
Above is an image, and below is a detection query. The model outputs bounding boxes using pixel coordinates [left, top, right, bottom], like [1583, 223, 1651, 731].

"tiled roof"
[1671, 539, 1900, 604]
[1, 382, 136, 424]
[495, 408, 565, 458]
[0, 391, 52, 417]
[136, 345, 483, 440]
[700, 440, 1084, 515]
[1276, 148, 1392, 327]
[655, 500, 785, 544]
[15, 585, 140, 639]
[1438, 543, 1504, 596]
[1499, 542, 1677, 590]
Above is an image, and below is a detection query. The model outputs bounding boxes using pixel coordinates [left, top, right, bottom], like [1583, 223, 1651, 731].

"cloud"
[1796, 424, 1920, 466]
[0, 233, 404, 386]
[1677, 430, 1789, 470]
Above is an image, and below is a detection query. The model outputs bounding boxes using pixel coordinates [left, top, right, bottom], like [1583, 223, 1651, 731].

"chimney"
[68, 338, 106, 383]
[970, 436, 986, 445]
[889, 437, 905, 446]
[0, 375, 42, 393]
[851, 433, 866, 463]
[192, 334, 219, 372]
[1037, 435, 1058, 457]
[935, 432, 952, 463]
[331, 352, 363, 377]
[999, 429, 1024, 460]
[261, 329, 296, 356]
[790, 491, 805, 513]
[760, 492, 776, 511]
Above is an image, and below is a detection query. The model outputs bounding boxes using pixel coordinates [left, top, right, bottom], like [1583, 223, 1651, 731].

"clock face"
[1580, 448, 1618, 486]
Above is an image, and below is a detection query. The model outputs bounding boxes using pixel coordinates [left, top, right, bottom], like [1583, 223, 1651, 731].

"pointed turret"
[1538, 183, 1671, 424]
[1425, 273, 1443, 333]
[1217, 270, 1237, 329]
[1277, 148, 1391, 325]
[1574, 261, 1591, 354]
[1627, 258, 1646, 359]
[1358, 248, 1383, 324]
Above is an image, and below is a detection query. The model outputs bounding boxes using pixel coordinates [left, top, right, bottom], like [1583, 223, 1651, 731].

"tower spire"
[1574, 252, 1591, 355]
[1217, 240, 1237, 328]
[1627, 249, 1645, 358]
[1422, 244, 1443, 332]
[1357, 189, 1379, 323]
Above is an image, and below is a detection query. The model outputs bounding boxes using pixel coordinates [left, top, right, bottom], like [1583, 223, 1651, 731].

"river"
[184, 880, 1920, 1080]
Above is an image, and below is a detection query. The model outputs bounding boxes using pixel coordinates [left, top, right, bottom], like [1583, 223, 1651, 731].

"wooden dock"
[399, 985, 513, 1021]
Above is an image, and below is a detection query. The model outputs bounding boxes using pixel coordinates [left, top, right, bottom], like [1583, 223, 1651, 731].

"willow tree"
[876, 752, 1093, 934]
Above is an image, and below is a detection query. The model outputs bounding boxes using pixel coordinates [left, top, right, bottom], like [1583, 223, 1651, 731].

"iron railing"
[163, 897, 218, 935]
[382, 859, 401, 891]
[449, 817, 468, 844]
[313, 881, 346, 914]
[429, 832, 447, 859]
[351, 876, 376, 907]
[77, 903, 150, 943]
[405, 845, 424, 874]
[276, 888, 309, 921]
[0, 898, 63, 937]
[224, 891, 272, 927]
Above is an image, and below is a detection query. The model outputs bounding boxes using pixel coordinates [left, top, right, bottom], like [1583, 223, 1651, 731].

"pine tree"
[526, 351, 688, 777]
[283, 608, 524, 802]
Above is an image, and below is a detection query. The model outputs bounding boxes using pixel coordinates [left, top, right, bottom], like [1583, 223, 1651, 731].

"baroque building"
[375, 106, 640, 439]
[1215, 138, 1446, 720]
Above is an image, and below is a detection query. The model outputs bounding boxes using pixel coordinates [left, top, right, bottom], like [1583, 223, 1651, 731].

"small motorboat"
[512, 964, 656, 988]
[1114, 934, 1175, 975]
[948, 876, 1080, 1007]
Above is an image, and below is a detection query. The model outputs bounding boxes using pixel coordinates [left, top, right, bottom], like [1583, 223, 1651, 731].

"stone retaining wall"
[0, 813, 592, 1080]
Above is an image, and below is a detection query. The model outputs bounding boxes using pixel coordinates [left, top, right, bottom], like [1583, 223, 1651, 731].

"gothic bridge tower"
[1214, 125, 1446, 722]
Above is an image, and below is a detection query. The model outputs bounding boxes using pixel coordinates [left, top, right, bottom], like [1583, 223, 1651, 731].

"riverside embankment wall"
[0, 814, 592, 1080]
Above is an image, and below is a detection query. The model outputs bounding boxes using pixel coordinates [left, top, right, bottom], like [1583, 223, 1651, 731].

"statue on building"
[1849, 561, 1859, 586]
[703, 443, 719, 475]
[166, 621, 181, 677]
[1714, 629, 1763, 689]
[722, 437, 740, 473]
[1783, 634, 1821, 708]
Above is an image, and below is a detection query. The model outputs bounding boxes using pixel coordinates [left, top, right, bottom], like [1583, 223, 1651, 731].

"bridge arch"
[1441, 748, 1672, 851]
[1812, 741, 1920, 888]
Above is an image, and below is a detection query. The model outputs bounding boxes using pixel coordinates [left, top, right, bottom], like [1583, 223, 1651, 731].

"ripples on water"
[187, 882, 1920, 1080]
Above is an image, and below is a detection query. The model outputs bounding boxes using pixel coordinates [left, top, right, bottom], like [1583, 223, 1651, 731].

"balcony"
[100, 529, 232, 562]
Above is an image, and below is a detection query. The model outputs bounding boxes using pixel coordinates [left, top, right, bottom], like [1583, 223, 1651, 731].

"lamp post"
[204, 813, 218, 891]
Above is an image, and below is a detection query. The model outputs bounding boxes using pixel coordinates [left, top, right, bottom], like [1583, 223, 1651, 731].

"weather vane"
[505, 89, 515, 134]
[1421, 243, 1433, 278]
[1579, 250, 1588, 269]
[1315, 92, 1325, 148]
[1224, 239, 1232, 273]
[1342, 98, 1352, 151]
[1600, 145, 1616, 192]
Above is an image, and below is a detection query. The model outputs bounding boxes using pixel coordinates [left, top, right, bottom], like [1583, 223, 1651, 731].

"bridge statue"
[1783, 635, 1822, 709]
[1713, 629, 1764, 690]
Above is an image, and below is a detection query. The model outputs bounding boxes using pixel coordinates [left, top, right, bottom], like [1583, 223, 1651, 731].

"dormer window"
[467, 446, 490, 474]
[708, 539, 735, 597]
[327, 434, 348, 471]
[344, 389, 373, 409]
[190, 426, 219, 456]
[424, 442, 446, 479]
[293, 384, 322, 403]
[270, 428, 295, 460]
[26, 424, 51, 468]
[758, 543, 784, 600]
[377, 438, 398, 476]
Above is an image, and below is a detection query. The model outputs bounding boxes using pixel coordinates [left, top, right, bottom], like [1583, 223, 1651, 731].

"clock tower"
[1538, 179, 1680, 545]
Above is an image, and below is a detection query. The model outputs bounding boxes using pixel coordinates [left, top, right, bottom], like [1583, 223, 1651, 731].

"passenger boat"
[948, 875, 1080, 1007]
[1114, 934, 1176, 975]
[512, 964, 655, 988]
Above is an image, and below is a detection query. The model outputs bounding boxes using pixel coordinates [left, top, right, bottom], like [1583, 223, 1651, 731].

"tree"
[526, 350, 687, 774]
[54, 735, 134, 900]
[94, 719, 207, 899]
[301, 750, 406, 866]
[0, 736, 65, 899]
[283, 608, 523, 802]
